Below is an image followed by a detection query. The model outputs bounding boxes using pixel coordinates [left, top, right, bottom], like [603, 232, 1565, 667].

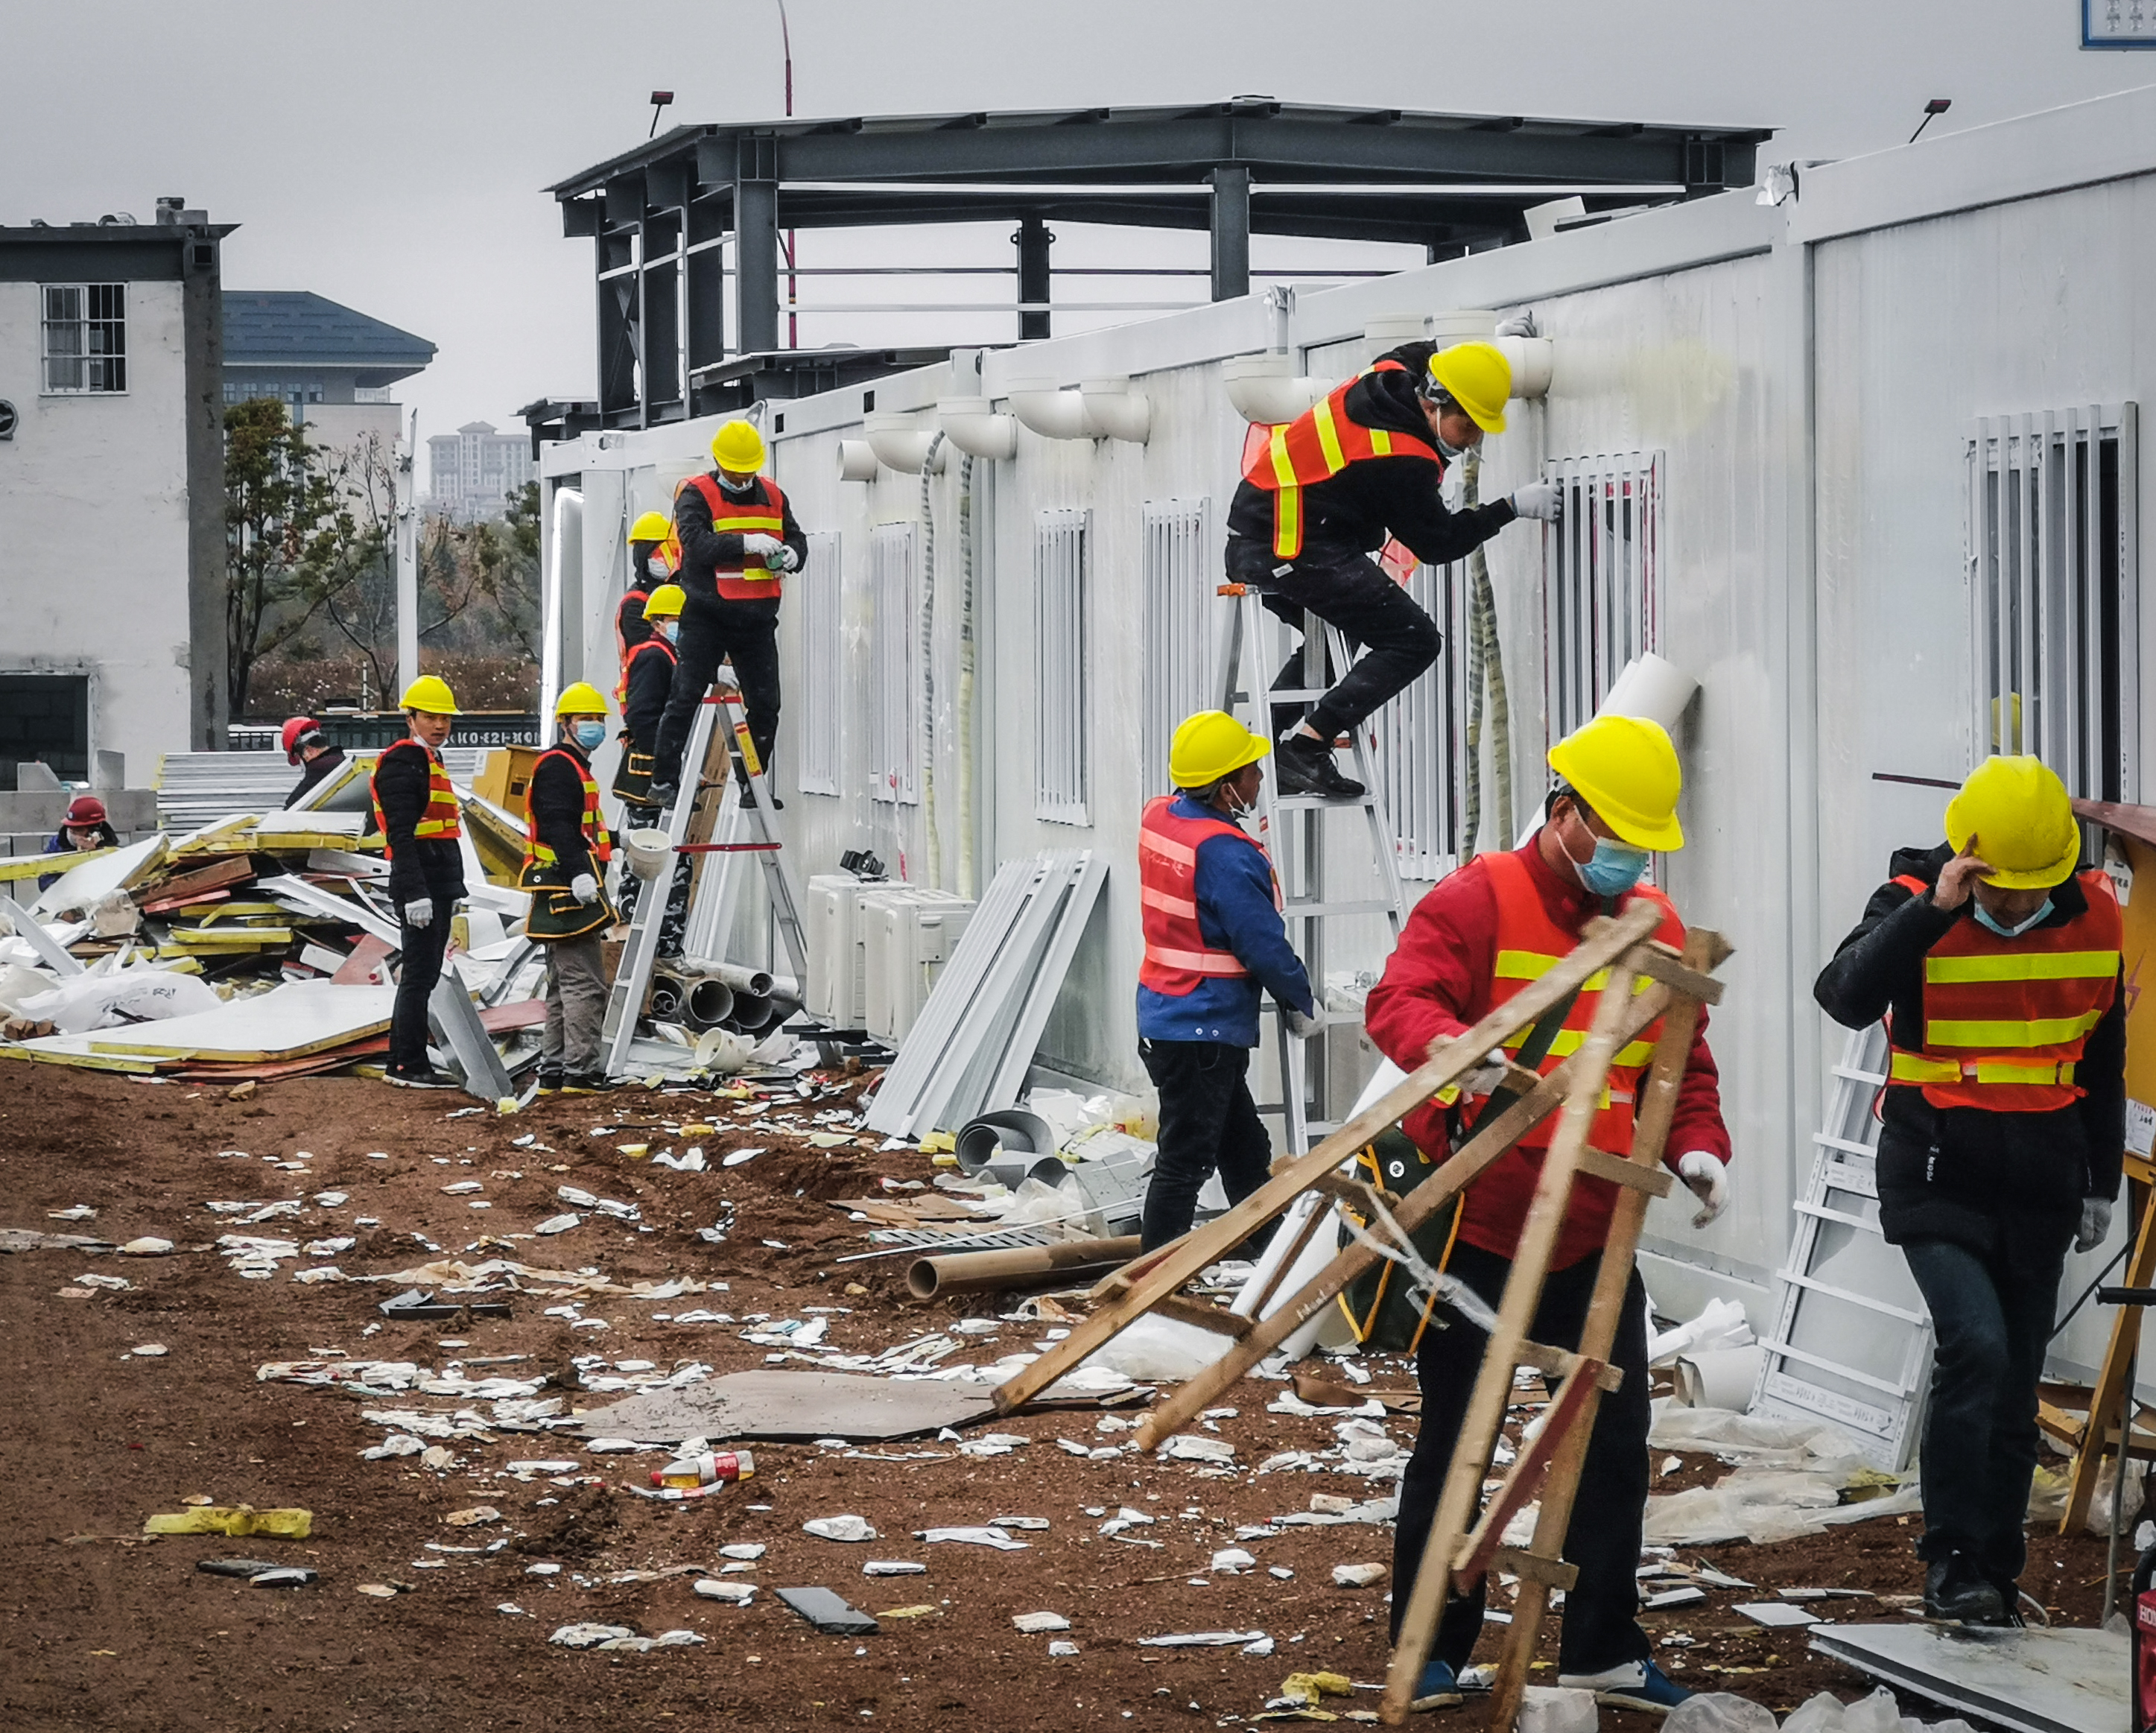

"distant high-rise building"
[427, 422, 533, 522]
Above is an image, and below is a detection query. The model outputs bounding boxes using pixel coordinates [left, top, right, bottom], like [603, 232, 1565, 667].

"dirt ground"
[0, 1065, 2127, 1733]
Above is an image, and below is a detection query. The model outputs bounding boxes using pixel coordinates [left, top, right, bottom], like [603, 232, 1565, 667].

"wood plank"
[1488, 1547, 1578, 1591]
[133, 855, 253, 906]
[2063, 1172, 2156, 1532]
[1150, 1295, 1252, 1338]
[1576, 1145, 1676, 1197]
[1453, 1362, 1602, 1590]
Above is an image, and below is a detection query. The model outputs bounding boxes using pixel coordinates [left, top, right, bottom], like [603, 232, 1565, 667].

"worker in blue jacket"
[1135, 711, 1316, 1250]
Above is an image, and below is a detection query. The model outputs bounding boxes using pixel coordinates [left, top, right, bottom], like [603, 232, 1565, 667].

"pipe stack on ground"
[905, 1234, 1144, 1299]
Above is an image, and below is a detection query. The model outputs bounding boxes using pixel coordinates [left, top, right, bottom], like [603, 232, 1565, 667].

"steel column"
[1209, 166, 1251, 301]
[735, 136, 780, 355]
[1015, 215, 1050, 340]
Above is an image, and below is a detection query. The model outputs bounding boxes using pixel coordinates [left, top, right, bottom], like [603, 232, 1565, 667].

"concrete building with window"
[220, 289, 434, 462]
[0, 200, 229, 779]
[426, 420, 535, 522]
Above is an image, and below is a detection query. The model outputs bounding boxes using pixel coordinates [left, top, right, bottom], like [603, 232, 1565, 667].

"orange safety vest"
[617, 635, 678, 740]
[1469, 849, 1681, 1154]
[1885, 868, 2121, 1112]
[1137, 795, 1282, 995]
[665, 474, 790, 602]
[1240, 358, 1445, 560]
[520, 747, 615, 878]
[369, 737, 461, 854]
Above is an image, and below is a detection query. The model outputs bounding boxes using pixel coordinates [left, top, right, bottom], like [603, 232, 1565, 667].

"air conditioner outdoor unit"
[806, 874, 874, 1025]
[862, 889, 977, 1046]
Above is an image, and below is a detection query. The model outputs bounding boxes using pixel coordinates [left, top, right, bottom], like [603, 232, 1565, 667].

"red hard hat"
[280, 715, 323, 764]
[65, 795, 107, 827]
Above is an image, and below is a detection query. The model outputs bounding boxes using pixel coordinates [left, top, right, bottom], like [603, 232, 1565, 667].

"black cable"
[2051, 1238, 2134, 1342]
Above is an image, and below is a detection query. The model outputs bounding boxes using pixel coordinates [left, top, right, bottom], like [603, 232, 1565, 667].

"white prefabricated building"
[538, 83, 2156, 1382]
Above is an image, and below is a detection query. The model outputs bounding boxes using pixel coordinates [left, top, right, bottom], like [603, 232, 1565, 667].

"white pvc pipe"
[542, 485, 583, 737]
[866, 412, 948, 474]
[1221, 352, 1328, 426]
[1006, 383, 1094, 441]
[837, 440, 878, 481]
[1079, 378, 1150, 444]
[936, 396, 1017, 460]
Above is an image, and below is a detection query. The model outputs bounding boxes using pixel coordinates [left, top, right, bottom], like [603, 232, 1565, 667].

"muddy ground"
[0, 1065, 2125, 1732]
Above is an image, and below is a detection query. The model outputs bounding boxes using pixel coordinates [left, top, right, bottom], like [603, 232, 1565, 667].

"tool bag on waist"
[1337, 1126, 1458, 1355]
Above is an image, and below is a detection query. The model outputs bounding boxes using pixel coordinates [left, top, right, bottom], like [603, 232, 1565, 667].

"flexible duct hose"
[1458, 452, 1514, 859]
[920, 431, 947, 889]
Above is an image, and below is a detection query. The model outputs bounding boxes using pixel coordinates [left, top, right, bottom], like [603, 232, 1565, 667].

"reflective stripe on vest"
[1886, 866, 2120, 1112]
[1136, 794, 1281, 994]
[665, 474, 789, 602]
[369, 737, 461, 855]
[1240, 359, 1444, 559]
[521, 747, 615, 874]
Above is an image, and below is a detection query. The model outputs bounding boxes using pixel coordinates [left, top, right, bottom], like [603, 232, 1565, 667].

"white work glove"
[401, 897, 434, 930]
[2077, 1197, 2115, 1255]
[1458, 1060, 1510, 1097]
[741, 532, 784, 561]
[1675, 1151, 1728, 1229]
[1494, 310, 1541, 340]
[1510, 480, 1561, 522]
[1283, 1006, 1321, 1039]
[571, 873, 600, 905]
[767, 542, 801, 573]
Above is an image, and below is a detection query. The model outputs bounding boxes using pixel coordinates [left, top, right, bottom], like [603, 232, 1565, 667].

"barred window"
[1140, 498, 1214, 802]
[869, 522, 920, 805]
[42, 285, 127, 394]
[795, 530, 844, 796]
[1034, 508, 1090, 826]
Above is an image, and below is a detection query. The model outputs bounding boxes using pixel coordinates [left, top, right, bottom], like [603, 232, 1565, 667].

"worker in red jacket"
[1363, 712, 1731, 1716]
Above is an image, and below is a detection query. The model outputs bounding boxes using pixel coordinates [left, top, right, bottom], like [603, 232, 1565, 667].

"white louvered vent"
[1034, 508, 1090, 826]
[1140, 498, 1215, 802]
[869, 521, 919, 805]
[796, 530, 843, 796]
[1542, 453, 1662, 744]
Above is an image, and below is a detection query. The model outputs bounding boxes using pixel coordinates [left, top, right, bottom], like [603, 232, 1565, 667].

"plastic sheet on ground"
[1643, 1400, 1919, 1545]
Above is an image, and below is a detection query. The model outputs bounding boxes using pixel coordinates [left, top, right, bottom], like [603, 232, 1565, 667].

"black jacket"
[619, 542, 660, 658]
[372, 741, 467, 906]
[37, 822, 120, 892]
[529, 740, 601, 884]
[1813, 843, 2125, 1252]
[673, 474, 808, 612]
[1225, 342, 1519, 565]
[283, 747, 346, 809]
[621, 637, 676, 750]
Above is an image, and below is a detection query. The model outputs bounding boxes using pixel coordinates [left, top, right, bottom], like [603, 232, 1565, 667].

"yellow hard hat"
[711, 419, 766, 473]
[642, 583, 686, 620]
[1425, 342, 1512, 434]
[1945, 755, 2080, 889]
[554, 681, 610, 719]
[1547, 713, 1684, 851]
[399, 674, 460, 716]
[627, 510, 672, 545]
[1169, 711, 1271, 789]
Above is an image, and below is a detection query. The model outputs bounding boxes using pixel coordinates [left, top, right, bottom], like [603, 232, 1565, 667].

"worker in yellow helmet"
[612, 585, 695, 954]
[617, 510, 676, 691]
[1226, 314, 1557, 800]
[369, 674, 468, 1089]
[524, 682, 620, 1093]
[647, 418, 807, 811]
[1816, 755, 2123, 1626]
[1364, 712, 1728, 1714]
[1135, 712, 1315, 1250]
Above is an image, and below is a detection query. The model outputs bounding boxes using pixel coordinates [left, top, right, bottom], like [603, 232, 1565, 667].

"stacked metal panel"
[154, 749, 490, 831]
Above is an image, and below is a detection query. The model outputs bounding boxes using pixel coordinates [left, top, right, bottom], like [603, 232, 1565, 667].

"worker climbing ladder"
[1216, 580, 1412, 1152]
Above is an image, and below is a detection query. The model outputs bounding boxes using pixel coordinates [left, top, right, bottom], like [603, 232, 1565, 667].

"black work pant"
[1225, 536, 1442, 743]
[650, 596, 781, 789]
[1391, 1241, 1652, 1678]
[1137, 1039, 1272, 1252]
[389, 904, 454, 1072]
[1901, 1234, 2069, 1588]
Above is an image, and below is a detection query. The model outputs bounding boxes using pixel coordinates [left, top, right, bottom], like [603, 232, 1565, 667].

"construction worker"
[646, 419, 806, 811]
[1223, 320, 1557, 800]
[1136, 712, 1317, 1251]
[370, 674, 468, 1089]
[524, 682, 621, 1094]
[617, 510, 676, 697]
[1363, 713, 1729, 1714]
[612, 583, 694, 951]
[1814, 756, 2123, 1626]
[38, 794, 120, 891]
[280, 715, 346, 809]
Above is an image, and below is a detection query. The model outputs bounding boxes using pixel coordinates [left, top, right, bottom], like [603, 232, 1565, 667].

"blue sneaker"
[1559, 1659, 1693, 1714]
[1410, 1656, 1463, 1711]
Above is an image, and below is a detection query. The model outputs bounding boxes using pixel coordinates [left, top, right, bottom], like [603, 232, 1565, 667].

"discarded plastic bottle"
[2137, 1541, 2156, 1733]
[651, 1448, 755, 1491]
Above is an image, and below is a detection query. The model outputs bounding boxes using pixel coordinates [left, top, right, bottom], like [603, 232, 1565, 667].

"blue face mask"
[1561, 823, 1651, 897]
[572, 720, 606, 750]
[1973, 896, 2052, 940]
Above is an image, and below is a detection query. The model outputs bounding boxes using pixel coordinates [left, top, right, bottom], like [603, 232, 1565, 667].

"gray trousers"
[542, 935, 608, 1074]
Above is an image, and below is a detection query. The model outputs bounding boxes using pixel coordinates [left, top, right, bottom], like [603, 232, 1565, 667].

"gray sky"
[7, 0, 2152, 455]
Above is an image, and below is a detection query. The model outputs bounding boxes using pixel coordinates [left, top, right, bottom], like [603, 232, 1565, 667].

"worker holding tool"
[1135, 711, 1317, 1252]
[1815, 755, 2123, 1627]
[645, 419, 807, 811]
[37, 794, 121, 891]
[370, 675, 468, 1089]
[279, 716, 346, 808]
[524, 682, 621, 1094]
[616, 510, 676, 699]
[1223, 315, 1557, 801]
[1363, 712, 1728, 1714]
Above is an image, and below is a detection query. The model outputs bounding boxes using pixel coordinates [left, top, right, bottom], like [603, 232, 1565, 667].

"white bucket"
[623, 828, 673, 881]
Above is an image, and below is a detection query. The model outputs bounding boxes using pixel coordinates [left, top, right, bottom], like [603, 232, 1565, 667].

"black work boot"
[1274, 731, 1365, 799]
[1923, 1553, 2006, 1624]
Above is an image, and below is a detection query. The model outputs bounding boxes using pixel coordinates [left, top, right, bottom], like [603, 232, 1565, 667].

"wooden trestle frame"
[989, 902, 1732, 1730]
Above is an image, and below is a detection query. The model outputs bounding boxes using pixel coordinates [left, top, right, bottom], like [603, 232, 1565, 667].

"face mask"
[1435, 429, 1467, 461]
[572, 720, 606, 750]
[1974, 896, 2052, 940]
[717, 471, 756, 496]
[1560, 822, 1650, 897]
[656, 619, 679, 644]
[647, 554, 670, 578]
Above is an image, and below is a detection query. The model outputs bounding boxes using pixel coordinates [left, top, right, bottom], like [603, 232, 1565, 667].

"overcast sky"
[7, 0, 2152, 458]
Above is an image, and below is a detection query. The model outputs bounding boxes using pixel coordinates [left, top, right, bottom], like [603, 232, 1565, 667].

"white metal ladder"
[1217, 580, 1411, 1152]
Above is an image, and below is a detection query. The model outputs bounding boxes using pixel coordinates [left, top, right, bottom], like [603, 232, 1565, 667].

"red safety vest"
[1137, 796, 1282, 995]
[521, 747, 615, 877]
[1240, 358, 1445, 559]
[665, 474, 789, 601]
[369, 738, 461, 854]
[1469, 849, 1681, 1154]
[1885, 869, 2121, 1112]
[618, 634, 677, 730]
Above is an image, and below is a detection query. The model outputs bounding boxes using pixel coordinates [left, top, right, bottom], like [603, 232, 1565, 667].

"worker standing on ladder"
[370, 676, 468, 1089]
[1223, 325, 1557, 800]
[1363, 714, 1730, 1714]
[1814, 755, 2123, 1626]
[645, 419, 807, 811]
[1135, 712, 1318, 1252]
[525, 682, 621, 1095]
[616, 510, 676, 699]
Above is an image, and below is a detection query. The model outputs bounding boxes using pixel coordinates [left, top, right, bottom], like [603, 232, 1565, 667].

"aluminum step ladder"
[1217, 580, 1411, 1153]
